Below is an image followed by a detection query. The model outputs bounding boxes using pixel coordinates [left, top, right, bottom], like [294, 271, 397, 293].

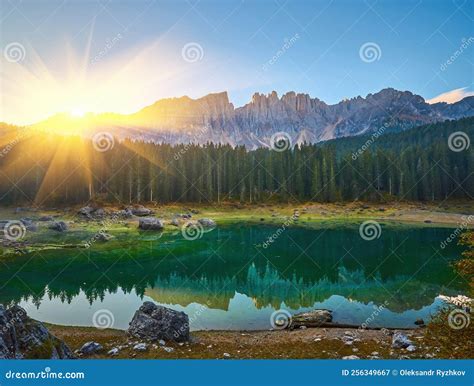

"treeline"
[0, 118, 472, 205]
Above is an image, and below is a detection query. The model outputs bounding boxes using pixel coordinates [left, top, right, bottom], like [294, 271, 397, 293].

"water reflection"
[1, 225, 467, 329]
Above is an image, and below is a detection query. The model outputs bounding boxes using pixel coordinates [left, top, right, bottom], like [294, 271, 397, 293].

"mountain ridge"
[27, 88, 474, 148]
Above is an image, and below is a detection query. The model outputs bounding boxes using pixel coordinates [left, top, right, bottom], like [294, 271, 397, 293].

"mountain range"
[31, 88, 474, 148]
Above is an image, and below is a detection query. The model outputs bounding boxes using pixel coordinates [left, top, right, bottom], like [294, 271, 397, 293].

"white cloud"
[426, 87, 474, 104]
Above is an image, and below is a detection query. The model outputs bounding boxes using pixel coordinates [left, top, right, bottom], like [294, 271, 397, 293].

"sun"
[70, 108, 85, 118]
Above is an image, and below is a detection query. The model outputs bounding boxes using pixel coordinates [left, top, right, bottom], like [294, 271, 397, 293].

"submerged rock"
[290, 309, 332, 328]
[138, 217, 164, 231]
[128, 302, 189, 342]
[0, 304, 73, 359]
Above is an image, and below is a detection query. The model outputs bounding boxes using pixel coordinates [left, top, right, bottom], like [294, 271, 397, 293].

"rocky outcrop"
[138, 217, 164, 231]
[290, 309, 332, 328]
[0, 305, 74, 359]
[128, 302, 190, 342]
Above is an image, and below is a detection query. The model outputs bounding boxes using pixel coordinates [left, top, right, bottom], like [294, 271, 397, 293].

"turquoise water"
[0, 224, 467, 330]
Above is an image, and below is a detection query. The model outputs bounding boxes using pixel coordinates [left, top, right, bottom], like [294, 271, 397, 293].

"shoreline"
[47, 323, 429, 360]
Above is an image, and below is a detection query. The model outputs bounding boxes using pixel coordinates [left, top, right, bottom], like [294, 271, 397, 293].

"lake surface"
[0, 224, 468, 330]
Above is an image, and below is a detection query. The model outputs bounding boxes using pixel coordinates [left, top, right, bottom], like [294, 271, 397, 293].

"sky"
[0, 0, 473, 125]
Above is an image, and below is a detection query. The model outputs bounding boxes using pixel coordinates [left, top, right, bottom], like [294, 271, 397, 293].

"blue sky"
[1, 0, 473, 124]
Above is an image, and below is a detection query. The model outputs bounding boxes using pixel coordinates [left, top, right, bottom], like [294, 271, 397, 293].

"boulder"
[79, 341, 103, 355]
[133, 343, 148, 351]
[94, 208, 106, 218]
[170, 218, 180, 227]
[138, 217, 164, 231]
[290, 309, 332, 328]
[78, 206, 95, 217]
[128, 302, 189, 342]
[392, 331, 413, 349]
[197, 218, 216, 228]
[38, 216, 54, 222]
[115, 208, 133, 219]
[0, 304, 73, 359]
[48, 221, 68, 232]
[20, 218, 37, 231]
[131, 205, 152, 216]
[107, 347, 119, 356]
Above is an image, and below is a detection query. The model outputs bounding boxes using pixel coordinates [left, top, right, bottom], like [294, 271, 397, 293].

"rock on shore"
[128, 302, 189, 342]
[0, 305, 74, 359]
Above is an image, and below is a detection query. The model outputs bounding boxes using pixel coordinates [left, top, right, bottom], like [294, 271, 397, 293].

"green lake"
[0, 224, 467, 330]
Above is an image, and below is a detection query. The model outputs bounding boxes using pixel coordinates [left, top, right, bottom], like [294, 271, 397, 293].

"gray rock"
[78, 206, 95, 216]
[342, 355, 360, 359]
[170, 218, 180, 227]
[20, 218, 37, 231]
[131, 205, 152, 216]
[406, 345, 416, 352]
[128, 302, 189, 342]
[392, 331, 413, 349]
[94, 208, 106, 218]
[38, 216, 54, 222]
[48, 221, 68, 232]
[138, 217, 164, 231]
[133, 343, 148, 351]
[79, 341, 103, 355]
[107, 347, 119, 356]
[0, 304, 73, 359]
[197, 218, 216, 228]
[163, 346, 174, 353]
[290, 309, 332, 328]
